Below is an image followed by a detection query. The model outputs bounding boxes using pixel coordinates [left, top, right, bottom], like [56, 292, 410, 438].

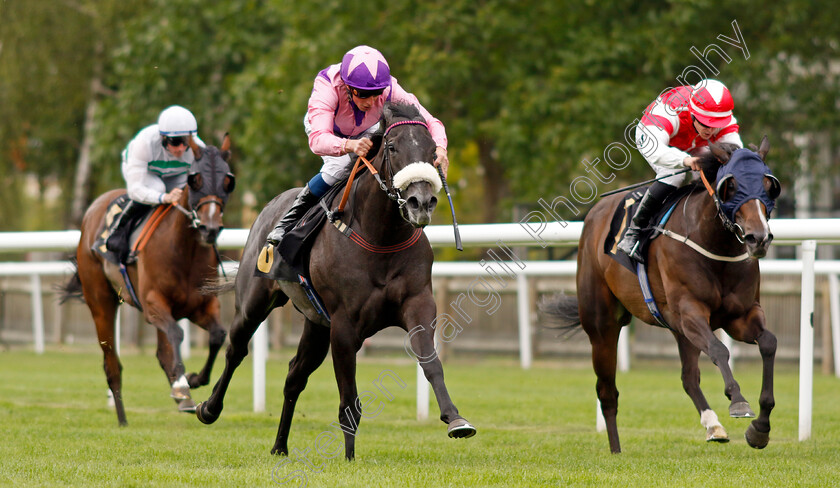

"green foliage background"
[1, 0, 838, 231]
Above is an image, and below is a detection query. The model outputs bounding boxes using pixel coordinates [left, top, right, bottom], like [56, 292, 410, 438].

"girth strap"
[332, 219, 423, 253]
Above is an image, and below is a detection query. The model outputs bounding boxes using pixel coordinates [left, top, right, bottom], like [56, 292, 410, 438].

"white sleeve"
[636, 125, 690, 170]
[716, 130, 743, 148]
[123, 137, 165, 205]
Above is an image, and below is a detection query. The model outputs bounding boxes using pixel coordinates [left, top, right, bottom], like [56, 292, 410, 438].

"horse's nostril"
[407, 197, 420, 210]
[745, 235, 758, 245]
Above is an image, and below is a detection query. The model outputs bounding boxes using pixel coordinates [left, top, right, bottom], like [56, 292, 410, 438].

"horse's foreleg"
[736, 309, 775, 449]
[680, 302, 753, 419]
[675, 334, 728, 442]
[272, 319, 330, 456]
[196, 311, 261, 424]
[403, 295, 475, 439]
[329, 322, 363, 461]
[153, 325, 194, 412]
[187, 301, 227, 389]
[405, 322, 476, 439]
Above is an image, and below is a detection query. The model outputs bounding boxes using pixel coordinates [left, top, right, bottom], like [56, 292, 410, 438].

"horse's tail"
[538, 293, 582, 333]
[58, 258, 85, 304]
[200, 277, 236, 296]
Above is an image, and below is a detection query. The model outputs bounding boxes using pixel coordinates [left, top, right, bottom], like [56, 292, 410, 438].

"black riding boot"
[616, 181, 675, 262]
[105, 200, 149, 264]
[265, 185, 321, 246]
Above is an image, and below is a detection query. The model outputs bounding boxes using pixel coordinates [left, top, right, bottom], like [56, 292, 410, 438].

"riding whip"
[437, 166, 463, 251]
[599, 168, 690, 197]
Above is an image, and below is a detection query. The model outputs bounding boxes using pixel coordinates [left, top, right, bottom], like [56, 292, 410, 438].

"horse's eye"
[388, 143, 396, 153]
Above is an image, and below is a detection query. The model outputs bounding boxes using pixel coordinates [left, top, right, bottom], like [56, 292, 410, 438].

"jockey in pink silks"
[616, 79, 744, 261]
[266, 45, 450, 246]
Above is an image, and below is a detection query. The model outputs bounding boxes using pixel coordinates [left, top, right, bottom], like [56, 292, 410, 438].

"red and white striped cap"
[689, 79, 734, 128]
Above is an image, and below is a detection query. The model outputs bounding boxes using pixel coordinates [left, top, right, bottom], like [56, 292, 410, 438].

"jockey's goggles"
[164, 136, 187, 147]
[351, 88, 385, 99]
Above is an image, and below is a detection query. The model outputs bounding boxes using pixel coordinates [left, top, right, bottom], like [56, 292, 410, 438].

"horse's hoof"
[178, 398, 197, 413]
[195, 402, 219, 425]
[170, 375, 191, 401]
[729, 401, 755, 418]
[705, 425, 730, 443]
[745, 422, 769, 449]
[447, 418, 477, 439]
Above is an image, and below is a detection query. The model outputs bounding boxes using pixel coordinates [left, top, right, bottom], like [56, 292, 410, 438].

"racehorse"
[61, 135, 236, 425]
[195, 103, 476, 460]
[541, 137, 780, 453]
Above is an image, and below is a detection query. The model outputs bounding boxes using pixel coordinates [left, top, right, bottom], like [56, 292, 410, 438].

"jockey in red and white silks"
[635, 80, 743, 187]
[617, 79, 743, 262]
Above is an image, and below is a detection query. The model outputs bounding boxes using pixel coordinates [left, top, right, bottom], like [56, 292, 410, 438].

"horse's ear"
[223, 173, 236, 193]
[710, 143, 730, 164]
[220, 133, 231, 153]
[188, 135, 202, 160]
[758, 135, 770, 160]
[188, 172, 202, 191]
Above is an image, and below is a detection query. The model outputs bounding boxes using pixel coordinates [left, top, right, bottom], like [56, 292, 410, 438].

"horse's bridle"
[172, 197, 225, 230]
[699, 170, 746, 243]
[380, 119, 432, 223]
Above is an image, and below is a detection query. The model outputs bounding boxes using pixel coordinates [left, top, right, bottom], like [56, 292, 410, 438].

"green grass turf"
[1, 345, 839, 487]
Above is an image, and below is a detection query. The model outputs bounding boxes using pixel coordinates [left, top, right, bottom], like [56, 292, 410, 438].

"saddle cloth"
[604, 185, 692, 273]
[92, 194, 159, 265]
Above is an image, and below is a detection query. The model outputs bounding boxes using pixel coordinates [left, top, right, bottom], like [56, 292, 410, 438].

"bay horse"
[196, 103, 476, 460]
[61, 135, 236, 425]
[541, 137, 780, 453]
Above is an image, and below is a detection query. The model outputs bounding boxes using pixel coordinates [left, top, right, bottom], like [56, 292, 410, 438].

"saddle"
[254, 183, 346, 282]
[604, 185, 692, 273]
[92, 194, 171, 265]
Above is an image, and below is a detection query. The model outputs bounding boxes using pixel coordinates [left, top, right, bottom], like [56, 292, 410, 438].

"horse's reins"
[334, 120, 426, 216]
[653, 170, 749, 262]
[330, 119, 430, 253]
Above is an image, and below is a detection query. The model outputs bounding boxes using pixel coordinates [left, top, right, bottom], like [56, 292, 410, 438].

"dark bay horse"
[61, 135, 236, 425]
[196, 103, 475, 460]
[541, 137, 781, 453]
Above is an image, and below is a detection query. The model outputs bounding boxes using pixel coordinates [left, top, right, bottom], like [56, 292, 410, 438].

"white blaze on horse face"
[754, 200, 770, 236]
[206, 201, 218, 221]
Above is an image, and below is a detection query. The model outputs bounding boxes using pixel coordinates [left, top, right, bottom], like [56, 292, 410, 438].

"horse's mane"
[382, 102, 424, 125]
[692, 142, 741, 188]
[367, 103, 426, 157]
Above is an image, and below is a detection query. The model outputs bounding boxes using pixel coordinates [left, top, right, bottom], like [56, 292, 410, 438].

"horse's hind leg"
[186, 301, 227, 389]
[95, 304, 126, 425]
[271, 318, 330, 456]
[589, 327, 623, 453]
[675, 334, 728, 442]
[77, 259, 126, 425]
